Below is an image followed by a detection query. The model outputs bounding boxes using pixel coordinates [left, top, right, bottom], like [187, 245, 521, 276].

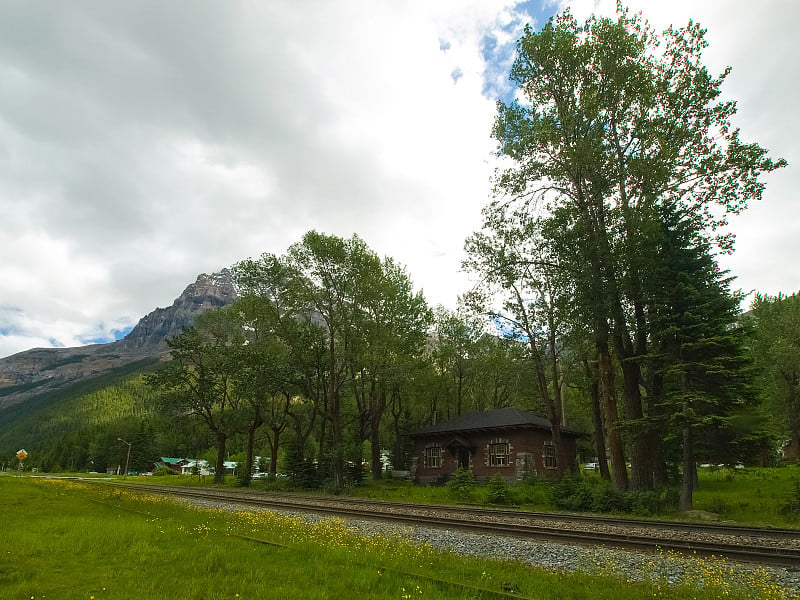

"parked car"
[584, 462, 599, 470]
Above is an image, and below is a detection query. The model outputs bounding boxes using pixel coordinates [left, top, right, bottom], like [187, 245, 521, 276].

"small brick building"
[410, 408, 581, 483]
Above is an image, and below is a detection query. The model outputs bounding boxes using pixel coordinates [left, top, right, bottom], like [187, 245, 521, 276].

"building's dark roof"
[411, 407, 582, 437]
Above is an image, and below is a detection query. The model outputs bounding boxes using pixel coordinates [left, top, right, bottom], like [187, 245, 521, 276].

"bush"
[781, 479, 800, 522]
[627, 488, 678, 516]
[552, 476, 678, 515]
[287, 457, 321, 490]
[345, 462, 365, 487]
[236, 462, 251, 487]
[258, 474, 289, 491]
[486, 475, 513, 505]
[512, 476, 553, 507]
[447, 468, 477, 502]
[152, 465, 177, 476]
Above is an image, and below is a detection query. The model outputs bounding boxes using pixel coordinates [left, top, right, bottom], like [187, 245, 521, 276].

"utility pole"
[118, 438, 132, 477]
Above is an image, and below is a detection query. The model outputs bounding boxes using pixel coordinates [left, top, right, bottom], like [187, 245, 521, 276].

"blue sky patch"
[112, 325, 134, 341]
[492, 315, 531, 343]
[480, 1, 559, 103]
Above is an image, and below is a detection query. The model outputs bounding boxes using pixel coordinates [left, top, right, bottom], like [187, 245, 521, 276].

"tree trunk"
[390, 385, 406, 471]
[679, 423, 694, 511]
[243, 407, 264, 486]
[621, 360, 652, 491]
[370, 389, 386, 480]
[269, 426, 281, 476]
[585, 357, 611, 482]
[648, 371, 668, 487]
[214, 432, 227, 485]
[597, 343, 628, 491]
[330, 399, 345, 492]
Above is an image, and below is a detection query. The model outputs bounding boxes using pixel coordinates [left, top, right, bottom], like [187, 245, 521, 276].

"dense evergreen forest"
[2, 7, 797, 511]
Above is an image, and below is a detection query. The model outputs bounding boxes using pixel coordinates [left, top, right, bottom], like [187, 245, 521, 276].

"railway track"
[111, 482, 800, 570]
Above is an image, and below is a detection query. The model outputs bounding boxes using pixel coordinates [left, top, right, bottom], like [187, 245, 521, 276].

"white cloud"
[0, 1, 795, 358]
[562, 0, 799, 303]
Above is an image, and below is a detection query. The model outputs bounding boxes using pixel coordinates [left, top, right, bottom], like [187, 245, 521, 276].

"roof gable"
[411, 408, 581, 437]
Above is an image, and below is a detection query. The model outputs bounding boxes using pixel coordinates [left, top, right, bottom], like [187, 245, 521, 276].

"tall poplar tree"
[491, 7, 784, 490]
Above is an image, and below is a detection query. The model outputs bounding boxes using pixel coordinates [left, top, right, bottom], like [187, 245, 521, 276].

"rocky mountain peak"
[120, 269, 237, 349]
[0, 269, 238, 411]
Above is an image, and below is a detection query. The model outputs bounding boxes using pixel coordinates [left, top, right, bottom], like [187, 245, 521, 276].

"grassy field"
[690, 466, 800, 526]
[1, 475, 796, 599]
[332, 465, 800, 527]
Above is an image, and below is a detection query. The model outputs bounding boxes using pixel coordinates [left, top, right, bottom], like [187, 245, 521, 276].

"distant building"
[155, 457, 187, 473]
[410, 408, 581, 483]
[181, 460, 212, 476]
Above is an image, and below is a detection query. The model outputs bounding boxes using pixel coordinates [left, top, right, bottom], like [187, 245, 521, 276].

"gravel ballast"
[185, 497, 800, 597]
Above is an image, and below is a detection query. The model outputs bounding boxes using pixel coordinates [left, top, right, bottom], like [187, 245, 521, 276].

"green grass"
[691, 465, 800, 526]
[37, 463, 800, 528]
[0, 475, 794, 599]
[339, 466, 800, 528]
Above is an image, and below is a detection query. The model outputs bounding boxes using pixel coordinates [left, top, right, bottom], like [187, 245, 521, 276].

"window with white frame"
[543, 441, 556, 469]
[488, 439, 510, 467]
[424, 445, 442, 468]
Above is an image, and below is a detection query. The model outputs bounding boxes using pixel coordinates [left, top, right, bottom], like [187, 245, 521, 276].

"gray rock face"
[120, 269, 237, 350]
[0, 270, 237, 411]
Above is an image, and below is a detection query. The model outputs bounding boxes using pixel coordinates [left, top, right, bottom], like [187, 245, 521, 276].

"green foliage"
[152, 464, 177, 476]
[0, 359, 159, 457]
[485, 474, 513, 505]
[286, 454, 322, 490]
[235, 461, 251, 487]
[447, 468, 477, 502]
[487, 3, 784, 495]
[552, 475, 676, 516]
[750, 292, 800, 456]
[0, 363, 165, 474]
[781, 479, 800, 522]
[12, 476, 778, 600]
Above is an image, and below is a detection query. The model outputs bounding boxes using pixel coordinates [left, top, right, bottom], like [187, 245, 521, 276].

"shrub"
[486, 475, 513, 505]
[551, 476, 679, 515]
[627, 488, 678, 516]
[345, 461, 365, 486]
[781, 479, 800, 522]
[152, 465, 177, 476]
[289, 458, 321, 490]
[236, 462, 251, 487]
[552, 476, 619, 513]
[258, 474, 289, 491]
[590, 480, 628, 512]
[447, 468, 477, 502]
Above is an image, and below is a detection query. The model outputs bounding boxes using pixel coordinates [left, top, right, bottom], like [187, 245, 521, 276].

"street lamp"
[118, 438, 132, 477]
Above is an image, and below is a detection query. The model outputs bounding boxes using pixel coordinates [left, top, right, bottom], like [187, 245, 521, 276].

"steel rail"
[232, 490, 800, 540]
[115, 483, 800, 569]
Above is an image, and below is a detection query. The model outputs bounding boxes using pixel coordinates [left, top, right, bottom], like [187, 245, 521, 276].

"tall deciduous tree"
[491, 7, 784, 490]
[350, 256, 431, 480]
[429, 307, 483, 420]
[233, 255, 308, 480]
[464, 209, 572, 476]
[147, 308, 247, 484]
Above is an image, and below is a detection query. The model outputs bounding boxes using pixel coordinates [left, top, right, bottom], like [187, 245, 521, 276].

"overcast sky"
[0, 1, 796, 359]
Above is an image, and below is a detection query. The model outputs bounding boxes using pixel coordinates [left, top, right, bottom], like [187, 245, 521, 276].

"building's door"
[458, 448, 470, 470]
